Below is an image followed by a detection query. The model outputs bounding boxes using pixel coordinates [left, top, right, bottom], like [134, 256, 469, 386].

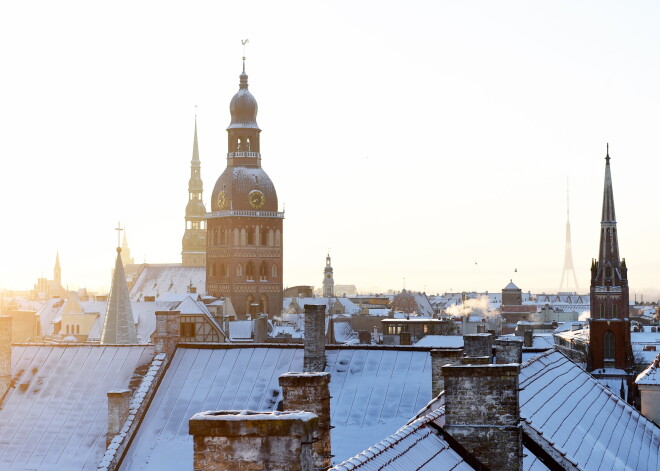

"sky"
[1, 1, 660, 297]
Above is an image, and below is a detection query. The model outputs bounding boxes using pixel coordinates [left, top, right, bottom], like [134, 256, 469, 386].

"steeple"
[121, 230, 134, 266]
[54, 251, 61, 286]
[182, 114, 207, 267]
[559, 181, 579, 292]
[323, 253, 334, 298]
[588, 145, 634, 385]
[101, 247, 138, 344]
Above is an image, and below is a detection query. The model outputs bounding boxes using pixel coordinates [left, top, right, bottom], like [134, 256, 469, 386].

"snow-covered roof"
[531, 334, 554, 349]
[520, 349, 660, 470]
[0, 344, 154, 470]
[504, 280, 519, 290]
[636, 353, 660, 386]
[330, 407, 474, 471]
[128, 264, 205, 301]
[229, 320, 253, 340]
[120, 346, 432, 469]
[414, 335, 464, 348]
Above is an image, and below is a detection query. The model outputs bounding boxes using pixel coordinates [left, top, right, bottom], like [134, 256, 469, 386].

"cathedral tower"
[182, 117, 207, 267]
[588, 147, 634, 380]
[206, 62, 284, 319]
[323, 253, 334, 298]
[54, 251, 61, 286]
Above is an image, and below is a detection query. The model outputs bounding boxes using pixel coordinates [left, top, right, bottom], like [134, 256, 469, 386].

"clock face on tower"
[248, 190, 265, 209]
[217, 191, 227, 210]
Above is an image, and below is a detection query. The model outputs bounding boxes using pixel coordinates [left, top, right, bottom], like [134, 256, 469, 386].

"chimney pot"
[304, 305, 326, 372]
[154, 311, 180, 356]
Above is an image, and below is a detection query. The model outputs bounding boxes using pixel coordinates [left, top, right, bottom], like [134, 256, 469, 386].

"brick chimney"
[523, 329, 533, 348]
[304, 304, 326, 372]
[0, 316, 11, 400]
[495, 337, 523, 364]
[279, 372, 331, 469]
[463, 333, 493, 358]
[254, 313, 268, 343]
[443, 364, 522, 471]
[107, 389, 131, 447]
[430, 348, 463, 397]
[153, 311, 180, 356]
[189, 410, 318, 471]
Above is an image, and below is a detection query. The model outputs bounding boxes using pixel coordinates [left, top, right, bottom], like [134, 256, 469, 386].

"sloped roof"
[330, 408, 474, 471]
[0, 345, 154, 470]
[414, 335, 464, 348]
[636, 353, 660, 385]
[120, 346, 432, 470]
[128, 265, 205, 301]
[504, 280, 520, 290]
[520, 349, 660, 470]
[101, 251, 138, 344]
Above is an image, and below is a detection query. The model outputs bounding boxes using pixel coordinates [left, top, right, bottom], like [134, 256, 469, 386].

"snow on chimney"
[107, 389, 131, 447]
[189, 410, 318, 471]
[153, 311, 180, 356]
[443, 364, 522, 471]
[430, 348, 463, 397]
[495, 337, 523, 364]
[279, 372, 331, 469]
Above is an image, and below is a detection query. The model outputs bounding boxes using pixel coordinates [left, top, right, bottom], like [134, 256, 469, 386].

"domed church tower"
[206, 62, 284, 319]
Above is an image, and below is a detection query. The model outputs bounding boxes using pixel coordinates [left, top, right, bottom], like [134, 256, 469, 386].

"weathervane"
[241, 39, 249, 72]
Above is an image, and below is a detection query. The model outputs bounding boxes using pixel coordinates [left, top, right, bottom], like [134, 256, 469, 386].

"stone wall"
[0, 316, 11, 401]
[443, 364, 522, 471]
[430, 348, 463, 397]
[304, 305, 326, 372]
[189, 410, 317, 471]
[279, 372, 331, 469]
[495, 338, 523, 364]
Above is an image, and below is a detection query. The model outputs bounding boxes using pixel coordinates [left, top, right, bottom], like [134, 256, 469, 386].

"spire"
[559, 179, 580, 292]
[54, 251, 62, 285]
[101, 247, 138, 344]
[192, 113, 200, 162]
[602, 143, 616, 223]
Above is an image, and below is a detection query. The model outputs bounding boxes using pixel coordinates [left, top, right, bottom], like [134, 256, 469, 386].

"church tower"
[206, 61, 284, 319]
[588, 147, 634, 382]
[323, 253, 334, 298]
[182, 117, 207, 267]
[54, 251, 61, 286]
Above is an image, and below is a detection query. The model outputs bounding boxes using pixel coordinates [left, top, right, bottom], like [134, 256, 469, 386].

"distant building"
[322, 253, 334, 297]
[206, 62, 283, 318]
[181, 117, 207, 267]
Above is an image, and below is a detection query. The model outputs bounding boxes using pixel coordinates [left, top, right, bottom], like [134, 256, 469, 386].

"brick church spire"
[182, 115, 207, 267]
[588, 145, 634, 395]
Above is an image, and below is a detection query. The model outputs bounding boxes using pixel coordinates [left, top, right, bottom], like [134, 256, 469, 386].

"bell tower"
[588, 146, 634, 392]
[206, 58, 284, 319]
[182, 116, 207, 267]
[323, 253, 334, 298]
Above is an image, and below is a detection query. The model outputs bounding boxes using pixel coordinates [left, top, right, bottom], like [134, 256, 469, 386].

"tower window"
[236, 264, 243, 277]
[599, 304, 604, 318]
[220, 263, 227, 277]
[260, 229, 267, 246]
[612, 304, 617, 318]
[259, 262, 267, 281]
[272, 265, 278, 278]
[246, 262, 255, 281]
[247, 228, 254, 245]
[604, 331, 615, 360]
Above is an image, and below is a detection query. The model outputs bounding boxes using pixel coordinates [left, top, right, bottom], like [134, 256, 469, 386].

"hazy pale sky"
[1, 1, 660, 296]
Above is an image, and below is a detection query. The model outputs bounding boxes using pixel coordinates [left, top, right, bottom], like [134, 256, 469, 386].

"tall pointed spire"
[601, 143, 616, 223]
[101, 247, 138, 344]
[598, 144, 619, 265]
[54, 251, 61, 286]
[559, 180, 579, 292]
[182, 113, 207, 267]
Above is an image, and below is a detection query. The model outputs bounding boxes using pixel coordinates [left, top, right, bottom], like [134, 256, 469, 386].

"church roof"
[227, 68, 259, 130]
[128, 264, 205, 301]
[0, 344, 154, 470]
[504, 280, 520, 290]
[101, 249, 138, 344]
[119, 345, 432, 469]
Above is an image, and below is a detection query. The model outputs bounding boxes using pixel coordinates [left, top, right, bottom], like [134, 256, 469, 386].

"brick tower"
[206, 60, 283, 319]
[588, 146, 634, 391]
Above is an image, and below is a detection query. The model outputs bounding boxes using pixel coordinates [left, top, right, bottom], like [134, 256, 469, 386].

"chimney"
[107, 389, 131, 447]
[523, 329, 533, 348]
[0, 316, 11, 400]
[358, 330, 371, 344]
[443, 364, 522, 471]
[304, 304, 326, 372]
[279, 372, 331, 469]
[430, 348, 463, 397]
[154, 311, 180, 356]
[495, 337, 523, 364]
[463, 333, 492, 359]
[399, 331, 412, 345]
[254, 313, 268, 343]
[189, 410, 318, 471]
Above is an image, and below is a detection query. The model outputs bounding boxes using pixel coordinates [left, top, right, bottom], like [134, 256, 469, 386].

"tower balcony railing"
[227, 151, 260, 158]
[207, 210, 285, 219]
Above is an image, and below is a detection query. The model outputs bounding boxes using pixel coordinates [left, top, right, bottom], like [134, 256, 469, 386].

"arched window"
[604, 331, 615, 360]
[237, 136, 243, 151]
[272, 264, 278, 278]
[599, 304, 605, 318]
[240, 228, 247, 246]
[259, 295, 268, 314]
[220, 263, 227, 277]
[210, 263, 216, 276]
[246, 262, 255, 281]
[246, 295, 256, 317]
[259, 262, 267, 281]
[275, 229, 281, 246]
[246, 137, 251, 151]
[236, 264, 243, 276]
[612, 304, 617, 318]
[234, 228, 240, 245]
[268, 229, 274, 246]
[260, 228, 267, 246]
[247, 227, 254, 245]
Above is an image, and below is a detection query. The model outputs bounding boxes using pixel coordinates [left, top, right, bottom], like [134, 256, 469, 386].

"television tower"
[559, 182, 580, 292]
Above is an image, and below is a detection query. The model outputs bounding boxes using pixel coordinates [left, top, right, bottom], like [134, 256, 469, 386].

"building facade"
[588, 148, 635, 386]
[322, 253, 334, 298]
[182, 118, 208, 267]
[206, 64, 283, 318]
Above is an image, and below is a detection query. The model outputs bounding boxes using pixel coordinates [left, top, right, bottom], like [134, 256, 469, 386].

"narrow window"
[604, 331, 615, 360]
